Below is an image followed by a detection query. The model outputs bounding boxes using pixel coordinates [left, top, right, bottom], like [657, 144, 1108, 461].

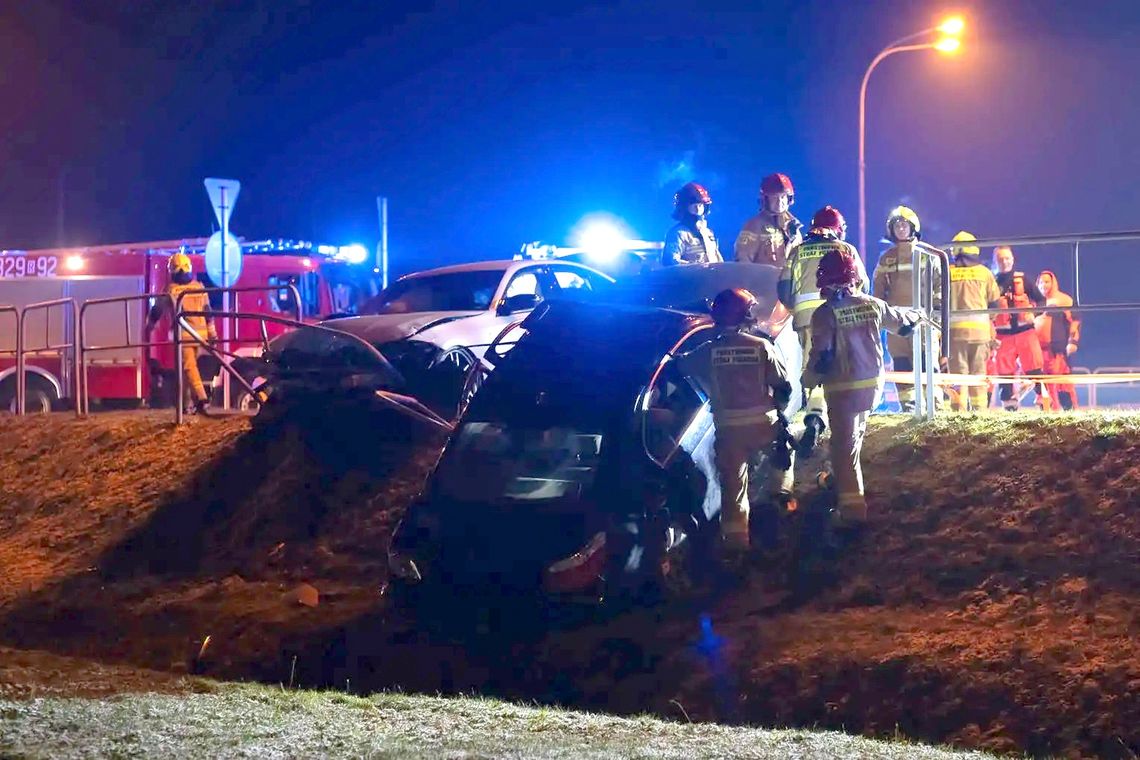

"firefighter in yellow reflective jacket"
[145, 253, 217, 415]
[734, 173, 802, 268]
[946, 232, 1001, 411]
[872, 206, 942, 412]
[803, 248, 920, 528]
[779, 205, 869, 456]
[678, 288, 794, 552]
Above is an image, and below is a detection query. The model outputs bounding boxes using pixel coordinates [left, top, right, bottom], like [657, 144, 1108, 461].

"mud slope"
[2, 412, 1140, 758]
[0, 410, 443, 673]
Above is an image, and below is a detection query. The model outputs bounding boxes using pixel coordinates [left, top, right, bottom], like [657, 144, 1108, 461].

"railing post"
[910, 245, 923, 418]
[71, 299, 81, 418]
[14, 308, 24, 415]
[174, 320, 184, 425]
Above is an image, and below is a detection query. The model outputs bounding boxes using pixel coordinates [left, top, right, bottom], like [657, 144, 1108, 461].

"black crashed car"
[385, 262, 800, 609]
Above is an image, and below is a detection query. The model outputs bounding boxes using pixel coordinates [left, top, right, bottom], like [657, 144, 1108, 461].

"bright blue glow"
[572, 214, 635, 263]
[338, 244, 369, 264]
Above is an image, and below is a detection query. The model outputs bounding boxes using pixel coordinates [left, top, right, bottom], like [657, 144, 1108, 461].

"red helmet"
[710, 288, 759, 326]
[816, 247, 862, 293]
[759, 173, 794, 199]
[809, 205, 847, 238]
[674, 181, 712, 208]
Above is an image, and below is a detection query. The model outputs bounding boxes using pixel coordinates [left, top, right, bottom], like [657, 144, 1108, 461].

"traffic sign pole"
[220, 186, 230, 410]
[204, 177, 241, 412]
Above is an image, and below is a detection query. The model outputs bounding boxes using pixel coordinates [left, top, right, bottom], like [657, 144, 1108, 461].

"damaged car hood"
[319, 311, 483, 344]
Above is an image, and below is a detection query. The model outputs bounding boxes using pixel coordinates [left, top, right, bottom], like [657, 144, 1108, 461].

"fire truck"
[0, 238, 379, 412]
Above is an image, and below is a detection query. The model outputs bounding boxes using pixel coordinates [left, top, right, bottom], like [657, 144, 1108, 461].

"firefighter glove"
[1066, 341, 1078, 356]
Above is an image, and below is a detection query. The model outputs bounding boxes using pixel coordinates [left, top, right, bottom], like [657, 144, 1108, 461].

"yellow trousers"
[824, 387, 877, 523]
[182, 346, 207, 402]
[798, 329, 827, 421]
[715, 418, 793, 544]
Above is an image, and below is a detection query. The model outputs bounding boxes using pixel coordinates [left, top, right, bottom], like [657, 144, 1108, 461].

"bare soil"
[1, 411, 1139, 758]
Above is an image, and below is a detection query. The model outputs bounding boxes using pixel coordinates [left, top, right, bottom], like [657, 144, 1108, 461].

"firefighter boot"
[797, 414, 826, 458]
[194, 399, 213, 417]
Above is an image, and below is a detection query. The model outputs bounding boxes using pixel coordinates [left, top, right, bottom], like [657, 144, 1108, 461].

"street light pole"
[857, 18, 964, 259]
[858, 42, 936, 259]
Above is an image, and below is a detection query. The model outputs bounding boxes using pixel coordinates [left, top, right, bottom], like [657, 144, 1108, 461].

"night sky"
[4, 1, 1140, 360]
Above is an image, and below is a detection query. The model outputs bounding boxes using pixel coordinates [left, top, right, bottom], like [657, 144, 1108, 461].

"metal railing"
[935, 229, 1140, 307]
[909, 242, 951, 420]
[18, 298, 81, 417]
[78, 293, 172, 416]
[175, 309, 451, 431]
[174, 284, 302, 413]
[0, 305, 19, 413]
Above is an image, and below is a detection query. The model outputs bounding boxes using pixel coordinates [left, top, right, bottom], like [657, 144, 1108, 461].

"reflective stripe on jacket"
[663, 221, 723, 266]
[872, 241, 943, 309]
[807, 292, 914, 392]
[679, 330, 789, 428]
[779, 237, 869, 330]
[948, 263, 1000, 342]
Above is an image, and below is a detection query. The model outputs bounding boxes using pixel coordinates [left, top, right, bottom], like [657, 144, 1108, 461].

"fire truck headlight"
[65, 255, 85, 272]
[338, 244, 369, 264]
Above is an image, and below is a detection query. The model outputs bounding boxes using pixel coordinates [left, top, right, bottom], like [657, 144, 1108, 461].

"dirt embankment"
[2, 412, 1140, 758]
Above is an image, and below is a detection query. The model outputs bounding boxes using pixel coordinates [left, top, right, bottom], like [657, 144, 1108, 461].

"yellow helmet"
[886, 206, 920, 242]
[952, 230, 980, 256]
[168, 253, 193, 276]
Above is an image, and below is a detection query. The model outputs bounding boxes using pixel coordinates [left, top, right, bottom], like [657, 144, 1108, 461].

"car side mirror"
[497, 293, 539, 316]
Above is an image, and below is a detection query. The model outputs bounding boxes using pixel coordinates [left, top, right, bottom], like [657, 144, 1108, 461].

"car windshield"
[368, 269, 504, 314]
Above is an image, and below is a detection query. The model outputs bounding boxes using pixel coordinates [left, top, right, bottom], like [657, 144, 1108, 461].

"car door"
[640, 325, 720, 523]
[472, 265, 549, 361]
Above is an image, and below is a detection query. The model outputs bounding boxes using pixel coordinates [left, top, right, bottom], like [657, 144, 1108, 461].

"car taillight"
[387, 548, 422, 582]
[543, 531, 606, 594]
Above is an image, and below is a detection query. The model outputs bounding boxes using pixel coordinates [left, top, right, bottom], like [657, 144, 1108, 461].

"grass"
[869, 409, 1140, 448]
[0, 682, 1000, 759]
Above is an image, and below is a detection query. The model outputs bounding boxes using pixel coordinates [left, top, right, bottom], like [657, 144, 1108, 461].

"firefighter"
[662, 182, 723, 266]
[779, 205, 869, 456]
[734, 173, 803, 268]
[1035, 270, 1081, 410]
[946, 232, 1001, 411]
[992, 246, 1048, 410]
[802, 247, 920, 529]
[872, 206, 942, 413]
[677, 288, 794, 552]
[144, 253, 217, 415]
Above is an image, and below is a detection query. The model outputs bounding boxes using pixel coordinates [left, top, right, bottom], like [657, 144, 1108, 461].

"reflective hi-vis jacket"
[948, 260, 1001, 342]
[734, 210, 801, 268]
[872, 241, 942, 309]
[779, 235, 870, 330]
[662, 221, 722, 266]
[163, 281, 214, 340]
[680, 330, 790, 428]
[806, 291, 917, 392]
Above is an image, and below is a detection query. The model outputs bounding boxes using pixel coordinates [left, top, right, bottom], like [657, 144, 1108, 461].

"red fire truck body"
[0, 238, 377, 411]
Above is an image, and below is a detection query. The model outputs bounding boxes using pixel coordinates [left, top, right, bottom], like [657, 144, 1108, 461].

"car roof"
[400, 258, 609, 281]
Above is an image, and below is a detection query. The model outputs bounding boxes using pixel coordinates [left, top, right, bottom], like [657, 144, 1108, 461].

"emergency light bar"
[518, 239, 665, 260]
[145, 238, 371, 263]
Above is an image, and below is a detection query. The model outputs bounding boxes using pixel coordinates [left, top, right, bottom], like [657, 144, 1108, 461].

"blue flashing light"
[337, 244, 369, 264]
[575, 220, 628, 263]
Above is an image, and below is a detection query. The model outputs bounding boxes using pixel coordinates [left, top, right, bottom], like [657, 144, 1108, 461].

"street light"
[858, 16, 965, 259]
